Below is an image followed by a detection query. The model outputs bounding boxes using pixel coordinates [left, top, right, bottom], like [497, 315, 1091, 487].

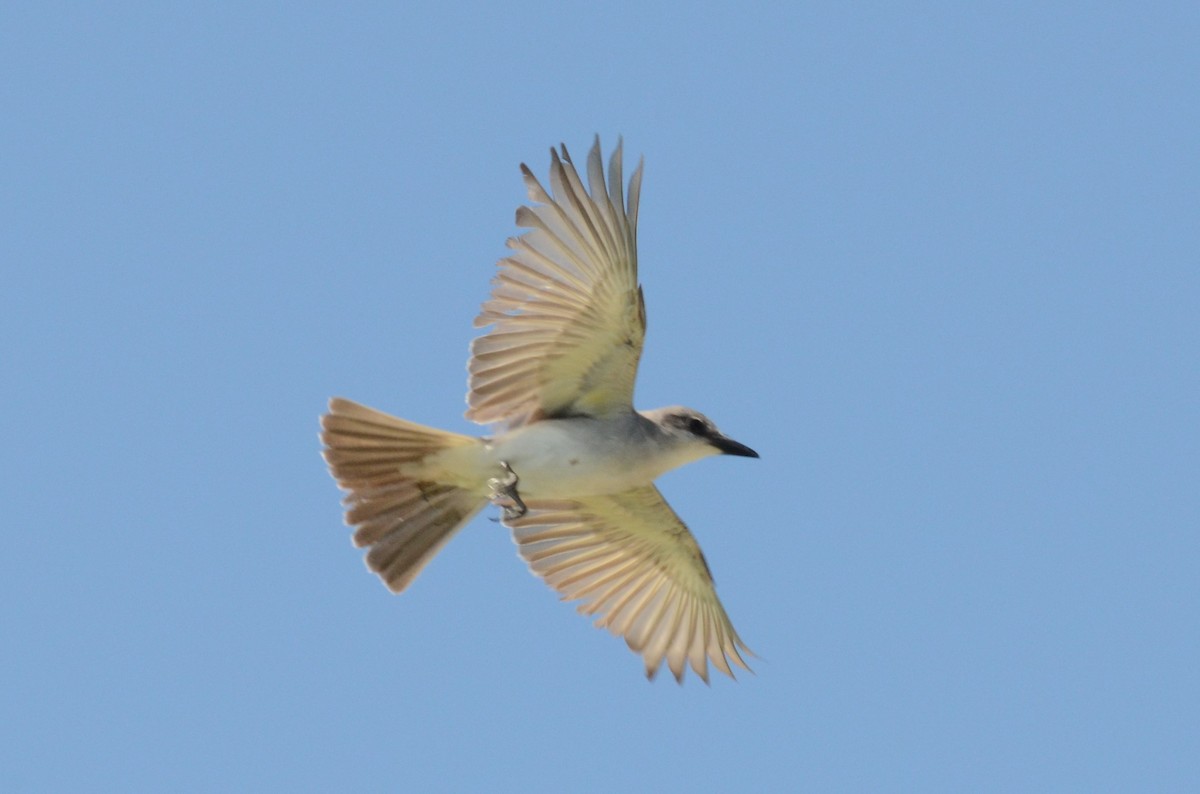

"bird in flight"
[321, 137, 758, 683]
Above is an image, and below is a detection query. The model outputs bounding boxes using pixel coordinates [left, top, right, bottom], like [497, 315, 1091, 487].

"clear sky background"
[3, 2, 1197, 791]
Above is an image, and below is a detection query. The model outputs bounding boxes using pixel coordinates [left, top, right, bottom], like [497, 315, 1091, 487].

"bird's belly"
[481, 421, 655, 498]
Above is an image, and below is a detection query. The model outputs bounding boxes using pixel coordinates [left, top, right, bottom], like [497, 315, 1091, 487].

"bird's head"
[643, 406, 759, 466]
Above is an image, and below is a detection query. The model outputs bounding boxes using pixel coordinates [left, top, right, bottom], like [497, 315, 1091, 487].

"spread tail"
[320, 397, 487, 593]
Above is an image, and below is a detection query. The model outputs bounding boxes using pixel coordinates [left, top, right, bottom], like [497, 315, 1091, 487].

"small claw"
[487, 461, 527, 521]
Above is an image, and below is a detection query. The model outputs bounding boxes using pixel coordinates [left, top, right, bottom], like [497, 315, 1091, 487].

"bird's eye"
[686, 417, 707, 435]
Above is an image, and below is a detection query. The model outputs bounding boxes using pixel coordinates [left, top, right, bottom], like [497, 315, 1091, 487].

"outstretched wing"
[467, 137, 645, 427]
[506, 486, 753, 683]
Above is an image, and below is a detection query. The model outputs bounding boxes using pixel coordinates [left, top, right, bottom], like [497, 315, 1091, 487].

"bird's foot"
[487, 460, 527, 521]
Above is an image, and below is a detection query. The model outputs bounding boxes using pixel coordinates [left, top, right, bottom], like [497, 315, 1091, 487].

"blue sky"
[3, 2, 1197, 791]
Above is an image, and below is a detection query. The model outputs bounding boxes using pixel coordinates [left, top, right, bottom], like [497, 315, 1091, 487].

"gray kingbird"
[321, 137, 758, 683]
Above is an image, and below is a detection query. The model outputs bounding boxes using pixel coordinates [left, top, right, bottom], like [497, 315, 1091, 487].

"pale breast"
[482, 417, 664, 498]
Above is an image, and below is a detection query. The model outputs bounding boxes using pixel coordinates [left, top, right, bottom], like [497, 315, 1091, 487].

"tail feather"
[320, 397, 486, 593]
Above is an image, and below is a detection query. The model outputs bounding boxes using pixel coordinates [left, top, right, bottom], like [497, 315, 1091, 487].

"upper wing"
[466, 137, 646, 426]
[506, 486, 752, 683]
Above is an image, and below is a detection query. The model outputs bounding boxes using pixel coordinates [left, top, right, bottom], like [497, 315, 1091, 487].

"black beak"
[712, 435, 759, 458]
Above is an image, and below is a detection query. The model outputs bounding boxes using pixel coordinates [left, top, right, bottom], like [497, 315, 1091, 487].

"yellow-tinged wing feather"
[467, 137, 645, 426]
[507, 486, 753, 683]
